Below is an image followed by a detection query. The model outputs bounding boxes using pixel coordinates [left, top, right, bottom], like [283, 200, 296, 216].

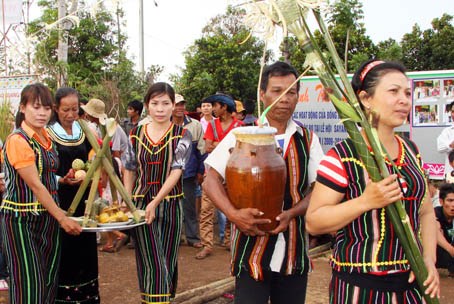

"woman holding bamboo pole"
[123, 82, 191, 304]
[306, 60, 440, 303]
[47, 87, 101, 303]
[0, 83, 81, 303]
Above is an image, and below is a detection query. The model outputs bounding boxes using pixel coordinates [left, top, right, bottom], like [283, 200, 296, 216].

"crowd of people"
[0, 59, 451, 303]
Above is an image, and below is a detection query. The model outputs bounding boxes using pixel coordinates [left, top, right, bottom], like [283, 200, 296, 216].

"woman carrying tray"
[0, 83, 81, 303]
[306, 60, 439, 303]
[47, 87, 101, 303]
[124, 82, 191, 304]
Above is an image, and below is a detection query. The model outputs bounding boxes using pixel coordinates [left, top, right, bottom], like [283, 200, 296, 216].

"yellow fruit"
[115, 211, 128, 222]
[98, 213, 110, 224]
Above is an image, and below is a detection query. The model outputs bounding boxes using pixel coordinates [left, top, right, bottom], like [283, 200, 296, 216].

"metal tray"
[69, 217, 147, 232]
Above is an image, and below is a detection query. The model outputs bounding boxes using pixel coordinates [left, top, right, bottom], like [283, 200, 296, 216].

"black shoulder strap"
[210, 119, 219, 141]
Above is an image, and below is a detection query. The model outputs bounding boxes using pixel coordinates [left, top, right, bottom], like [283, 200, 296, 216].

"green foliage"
[401, 14, 454, 71]
[281, 0, 376, 73]
[376, 39, 403, 62]
[314, 0, 376, 72]
[174, 6, 269, 110]
[0, 101, 14, 142]
[282, 2, 452, 74]
[27, 2, 149, 117]
[279, 36, 309, 75]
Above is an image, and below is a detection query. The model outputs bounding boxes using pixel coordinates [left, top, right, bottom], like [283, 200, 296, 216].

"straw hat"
[235, 100, 245, 113]
[81, 98, 108, 125]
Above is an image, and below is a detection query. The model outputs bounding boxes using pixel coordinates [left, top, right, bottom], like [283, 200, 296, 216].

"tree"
[279, 36, 308, 75]
[27, 1, 147, 116]
[282, 0, 376, 73]
[426, 14, 454, 70]
[376, 38, 403, 62]
[174, 6, 270, 110]
[401, 24, 431, 71]
[401, 14, 454, 71]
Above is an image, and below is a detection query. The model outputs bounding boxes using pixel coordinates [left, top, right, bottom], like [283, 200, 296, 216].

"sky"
[120, 0, 453, 82]
[22, 0, 452, 82]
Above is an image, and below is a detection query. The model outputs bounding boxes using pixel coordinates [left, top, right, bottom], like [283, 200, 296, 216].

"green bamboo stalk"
[78, 120, 141, 223]
[310, 10, 432, 296]
[67, 127, 112, 216]
[99, 124, 119, 204]
[298, 30, 383, 179]
[292, 2, 422, 280]
[82, 167, 101, 227]
[253, 2, 435, 301]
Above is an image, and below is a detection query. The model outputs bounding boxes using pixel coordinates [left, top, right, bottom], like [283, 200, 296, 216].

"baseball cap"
[175, 94, 186, 104]
[203, 93, 236, 112]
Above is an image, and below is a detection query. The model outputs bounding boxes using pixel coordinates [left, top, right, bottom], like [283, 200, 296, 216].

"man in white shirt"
[203, 61, 323, 303]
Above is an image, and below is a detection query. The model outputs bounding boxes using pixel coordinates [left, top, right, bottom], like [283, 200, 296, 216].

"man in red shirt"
[196, 93, 243, 259]
[204, 93, 244, 153]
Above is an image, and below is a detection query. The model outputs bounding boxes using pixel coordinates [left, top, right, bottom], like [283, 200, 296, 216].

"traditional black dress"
[48, 122, 100, 304]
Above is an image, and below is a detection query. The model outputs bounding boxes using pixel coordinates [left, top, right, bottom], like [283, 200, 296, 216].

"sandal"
[188, 241, 203, 248]
[114, 234, 129, 251]
[99, 245, 116, 253]
[195, 247, 212, 260]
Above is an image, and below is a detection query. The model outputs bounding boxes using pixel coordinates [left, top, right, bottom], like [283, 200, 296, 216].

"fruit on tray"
[97, 205, 129, 223]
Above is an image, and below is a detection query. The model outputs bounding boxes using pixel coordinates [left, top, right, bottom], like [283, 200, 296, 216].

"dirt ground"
[1, 240, 453, 303]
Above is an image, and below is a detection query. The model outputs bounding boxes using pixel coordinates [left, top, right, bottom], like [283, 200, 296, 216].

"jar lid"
[232, 126, 277, 145]
[232, 126, 277, 135]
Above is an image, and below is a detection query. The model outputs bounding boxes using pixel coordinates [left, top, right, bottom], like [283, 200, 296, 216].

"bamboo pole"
[78, 120, 141, 223]
[82, 167, 101, 226]
[99, 124, 119, 204]
[67, 126, 112, 216]
[240, 2, 437, 302]
[173, 278, 234, 304]
[311, 9, 430, 297]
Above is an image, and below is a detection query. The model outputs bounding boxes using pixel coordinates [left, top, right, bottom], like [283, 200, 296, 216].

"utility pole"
[139, 0, 144, 77]
[25, 0, 31, 75]
[1, 0, 8, 75]
[57, 0, 67, 86]
[57, 0, 77, 87]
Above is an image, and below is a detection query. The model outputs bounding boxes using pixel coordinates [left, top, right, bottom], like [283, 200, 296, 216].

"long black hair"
[351, 59, 406, 110]
[143, 82, 175, 106]
[15, 83, 54, 128]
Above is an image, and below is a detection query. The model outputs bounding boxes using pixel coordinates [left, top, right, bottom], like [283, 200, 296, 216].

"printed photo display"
[412, 78, 454, 126]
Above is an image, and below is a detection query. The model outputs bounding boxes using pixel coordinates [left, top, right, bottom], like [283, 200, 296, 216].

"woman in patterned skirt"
[306, 60, 440, 303]
[124, 82, 191, 304]
[47, 87, 101, 303]
[0, 83, 81, 303]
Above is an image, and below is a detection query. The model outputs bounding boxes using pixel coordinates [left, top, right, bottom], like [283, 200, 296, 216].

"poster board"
[293, 70, 454, 180]
[0, 75, 38, 114]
